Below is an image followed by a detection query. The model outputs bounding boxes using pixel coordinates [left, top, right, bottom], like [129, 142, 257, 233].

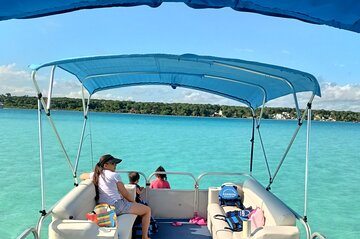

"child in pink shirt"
[150, 166, 171, 189]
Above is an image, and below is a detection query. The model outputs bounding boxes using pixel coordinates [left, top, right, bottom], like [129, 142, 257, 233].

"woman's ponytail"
[93, 163, 103, 201]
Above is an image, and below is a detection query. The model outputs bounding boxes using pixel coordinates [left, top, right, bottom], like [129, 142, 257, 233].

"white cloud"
[1, 64, 359, 112]
[0, 64, 23, 75]
[0, 64, 84, 97]
[313, 82, 360, 112]
[267, 82, 360, 112]
[0, 64, 32, 93]
[52, 80, 83, 98]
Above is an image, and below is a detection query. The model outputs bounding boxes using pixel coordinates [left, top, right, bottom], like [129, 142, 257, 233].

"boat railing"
[16, 227, 38, 239]
[116, 170, 148, 184]
[118, 170, 251, 215]
[197, 172, 252, 185]
[196, 172, 252, 214]
[16, 209, 52, 239]
[311, 232, 327, 239]
[146, 171, 197, 185]
[283, 197, 327, 239]
[16, 195, 68, 239]
[117, 170, 197, 186]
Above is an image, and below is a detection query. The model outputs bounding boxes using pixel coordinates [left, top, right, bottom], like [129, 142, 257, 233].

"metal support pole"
[74, 88, 91, 178]
[31, 70, 75, 178]
[36, 87, 46, 215]
[249, 114, 255, 174]
[46, 66, 56, 111]
[267, 94, 315, 190]
[255, 103, 272, 182]
[292, 91, 301, 120]
[256, 123, 272, 180]
[304, 103, 312, 221]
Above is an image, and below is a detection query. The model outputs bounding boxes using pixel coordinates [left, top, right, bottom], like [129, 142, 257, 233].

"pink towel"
[249, 207, 264, 232]
[189, 216, 207, 226]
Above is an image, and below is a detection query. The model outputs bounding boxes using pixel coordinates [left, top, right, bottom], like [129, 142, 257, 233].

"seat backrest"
[147, 189, 195, 218]
[52, 179, 96, 220]
[242, 178, 296, 226]
[52, 180, 137, 221]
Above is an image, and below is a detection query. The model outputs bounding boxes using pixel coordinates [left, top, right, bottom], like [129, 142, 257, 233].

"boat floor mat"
[151, 219, 211, 239]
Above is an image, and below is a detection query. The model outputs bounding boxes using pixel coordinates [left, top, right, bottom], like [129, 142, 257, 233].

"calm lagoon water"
[0, 108, 359, 238]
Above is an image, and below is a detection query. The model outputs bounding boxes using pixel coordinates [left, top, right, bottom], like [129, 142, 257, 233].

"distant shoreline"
[1, 94, 359, 122]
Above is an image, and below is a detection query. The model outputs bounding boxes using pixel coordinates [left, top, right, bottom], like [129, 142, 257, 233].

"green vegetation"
[1, 94, 359, 122]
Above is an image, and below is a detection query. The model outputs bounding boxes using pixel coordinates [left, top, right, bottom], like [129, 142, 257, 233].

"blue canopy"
[30, 54, 320, 109]
[0, 0, 359, 33]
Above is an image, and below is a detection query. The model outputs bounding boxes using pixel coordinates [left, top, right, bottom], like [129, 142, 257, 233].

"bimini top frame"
[30, 54, 321, 110]
[30, 53, 321, 238]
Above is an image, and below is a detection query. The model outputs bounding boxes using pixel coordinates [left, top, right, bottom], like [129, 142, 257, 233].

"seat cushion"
[242, 179, 296, 226]
[52, 179, 96, 220]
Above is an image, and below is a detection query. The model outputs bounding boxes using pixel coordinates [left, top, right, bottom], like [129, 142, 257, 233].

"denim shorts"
[114, 198, 133, 215]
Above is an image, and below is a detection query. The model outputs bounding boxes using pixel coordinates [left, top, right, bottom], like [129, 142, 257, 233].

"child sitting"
[128, 171, 144, 203]
[149, 166, 171, 189]
[129, 172, 159, 237]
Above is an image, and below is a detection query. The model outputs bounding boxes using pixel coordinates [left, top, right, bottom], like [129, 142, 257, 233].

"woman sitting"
[80, 154, 151, 239]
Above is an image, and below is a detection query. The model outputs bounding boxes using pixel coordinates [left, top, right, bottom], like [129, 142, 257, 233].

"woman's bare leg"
[128, 203, 151, 239]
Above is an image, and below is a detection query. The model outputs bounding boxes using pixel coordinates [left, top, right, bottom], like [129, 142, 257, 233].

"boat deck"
[152, 219, 211, 239]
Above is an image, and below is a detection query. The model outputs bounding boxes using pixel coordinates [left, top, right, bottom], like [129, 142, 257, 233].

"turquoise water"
[0, 108, 359, 239]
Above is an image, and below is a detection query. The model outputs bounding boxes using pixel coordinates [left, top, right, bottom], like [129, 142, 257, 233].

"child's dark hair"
[128, 171, 140, 183]
[155, 166, 167, 180]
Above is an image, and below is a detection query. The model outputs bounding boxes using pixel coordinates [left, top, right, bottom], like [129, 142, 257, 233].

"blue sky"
[0, 4, 359, 111]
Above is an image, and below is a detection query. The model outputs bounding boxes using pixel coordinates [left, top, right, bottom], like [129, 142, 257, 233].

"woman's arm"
[80, 173, 90, 181]
[117, 181, 135, 202]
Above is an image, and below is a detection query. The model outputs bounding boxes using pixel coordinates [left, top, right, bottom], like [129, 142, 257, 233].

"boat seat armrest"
[116, 214, 137, 239]
[49, 219, 113, 239]
[247, 226, 300, 239]
[124, 184, 136, 201]
[49, 213, 138, 239]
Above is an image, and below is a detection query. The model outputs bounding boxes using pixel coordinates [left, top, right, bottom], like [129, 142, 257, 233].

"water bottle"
[242, 219, 251, 238]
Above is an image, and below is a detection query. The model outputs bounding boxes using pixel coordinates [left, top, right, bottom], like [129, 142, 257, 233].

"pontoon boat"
[18, 53, 325, 239]
[1, 1, 358, 239]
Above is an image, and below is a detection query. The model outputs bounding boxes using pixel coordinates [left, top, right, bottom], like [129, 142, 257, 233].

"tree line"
[1, 94, 359, 122]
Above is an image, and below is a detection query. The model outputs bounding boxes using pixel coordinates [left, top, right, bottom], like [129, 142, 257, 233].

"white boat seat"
[49, 179, 137, 239]
[207, 179, 299, 239]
